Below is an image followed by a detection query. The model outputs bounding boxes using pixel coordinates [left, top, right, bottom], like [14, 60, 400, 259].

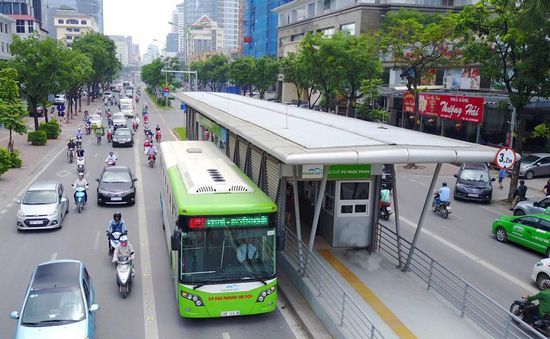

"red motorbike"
[132, 121, 138, 132]
[148, 153, 156, 168]
[155, 130, 161, 143]
[107, 129, 113, 143]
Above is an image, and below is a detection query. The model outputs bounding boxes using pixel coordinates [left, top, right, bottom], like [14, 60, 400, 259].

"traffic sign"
[495, 147, 516, 169]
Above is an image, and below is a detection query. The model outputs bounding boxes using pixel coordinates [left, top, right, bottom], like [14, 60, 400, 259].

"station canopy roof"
[177, 92, 499, 165]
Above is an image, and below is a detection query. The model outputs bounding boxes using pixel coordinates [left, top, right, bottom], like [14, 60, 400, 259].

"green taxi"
[492, 210, 550, 256]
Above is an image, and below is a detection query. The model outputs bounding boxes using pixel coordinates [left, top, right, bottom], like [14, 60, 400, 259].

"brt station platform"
[173, 92, 537, 339]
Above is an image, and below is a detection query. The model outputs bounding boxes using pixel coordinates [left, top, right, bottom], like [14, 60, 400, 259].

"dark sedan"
[453, 163, 495, 203]
[112, 127, 133, 147]
[96, 166, 137, 205]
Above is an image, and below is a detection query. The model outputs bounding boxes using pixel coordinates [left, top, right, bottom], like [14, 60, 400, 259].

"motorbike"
[116, 254, 134, 299]
[155, 130, 161, 143]
[85, 124, 91, 135]
[67, 148, 75, 163]
[75, 137, 82, 149]
[432, 193, 451, 219]
[107, 231, 122, 256]
[148, 153, 156, 168]
[107, 129, 113, 143]
[379, 201, 392, 221]
[510, 298, 550, 336]
[132, 121, 138, 132]
[76, 156, 85, 173]
[73, 186, 87, 213]
[106, 159, 116, 167]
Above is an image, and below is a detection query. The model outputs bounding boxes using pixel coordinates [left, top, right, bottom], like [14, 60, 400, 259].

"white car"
[112, 113, 126, 127]
[54, 94, 66, 104]
[16, 181, 69, 230]
[532, 258, 550, 290]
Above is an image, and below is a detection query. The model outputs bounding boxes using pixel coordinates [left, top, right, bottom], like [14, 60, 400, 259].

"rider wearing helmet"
[75, 127, 83, 139]
[434, 182, 451, 208]
[105, 151, 117, 165]
[106, 211, 128, 236]
[112, 234, 136, 272]
[67, 138, 76, 150]
[524, 280, 550, 325]
[72, 172, 88, 203]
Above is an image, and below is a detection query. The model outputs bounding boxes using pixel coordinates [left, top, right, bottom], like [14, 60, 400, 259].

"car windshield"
[180, 227, 276, 284]
[21, 287, 85, 325]
[460, 169, 489, 182]
[121, 104, 132, 111]
[115, 130, 131, 136]
[522, 155, 541, 164]
[101, 171, 131, 183]
[22, 190, 58, 205]
[113, 114, 124, 120]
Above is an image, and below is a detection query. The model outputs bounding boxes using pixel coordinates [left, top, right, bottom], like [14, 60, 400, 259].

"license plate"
[29, 220, 42, 225]
[468, 193, 479, 197]
[221, 311, 240, 317]
[111, 197, 122, 201]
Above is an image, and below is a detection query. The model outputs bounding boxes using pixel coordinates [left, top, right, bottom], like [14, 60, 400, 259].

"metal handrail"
[282, 226, 385, 339]
[376, 223, 546, 339]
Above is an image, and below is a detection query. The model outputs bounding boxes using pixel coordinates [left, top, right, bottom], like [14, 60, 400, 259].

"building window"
[320, 27, 335, 37]
[0, 23, 3, 33]
[80, 20, 87, 25]
[58, 19, 64, 24]
[340, 23, 355, 35]
[308, 3, 316, 18]
[1, 42, 4, 53]
[66, 35, 73, 40]
[27, 21, 33, 33]
[16, 20, 25, 33]
[67, 19, 78, 25]
[74, 28, 80, 32]
[66, 27, 73, 32]
[297, 6, 306, 21]
[290, 33, 304, 42]
[323, 0, 331, 11]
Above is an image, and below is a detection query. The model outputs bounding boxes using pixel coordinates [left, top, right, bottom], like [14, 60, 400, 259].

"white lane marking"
[0, 209, 7, 214]
[94, 153, 98, 158]
[56, 170, 72, 178]
[134, 140, 159, 339]
[94, 230, 101, 250]
[50, 252, 58, 261]
[277, 297, 308, 339]
[222, 333, 231, 339]
[7, 203, 13, 208]
[479, 205, 508, 216]
[398, 215, 537, 293]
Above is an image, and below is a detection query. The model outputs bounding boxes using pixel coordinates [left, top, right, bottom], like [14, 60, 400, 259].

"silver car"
[513, 196, 550, 216]
[519, 153, 550, 179]
[112, 113, 126, 127]
[16, 181, 69, 230]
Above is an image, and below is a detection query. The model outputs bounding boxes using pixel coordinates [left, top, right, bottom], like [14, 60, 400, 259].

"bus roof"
[160, 141, 277, 216]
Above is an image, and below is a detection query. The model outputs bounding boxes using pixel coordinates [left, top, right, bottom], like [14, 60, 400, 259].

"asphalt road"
[381, 165, 546, 309]
[0, 94, 298, 339]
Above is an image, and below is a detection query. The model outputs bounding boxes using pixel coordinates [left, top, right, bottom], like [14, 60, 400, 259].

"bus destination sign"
[206, 215, 269, 228]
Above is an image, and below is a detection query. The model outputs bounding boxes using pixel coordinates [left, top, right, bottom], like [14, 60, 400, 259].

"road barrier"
[282, 226, 385, 339]
[376, 223, 546, 339]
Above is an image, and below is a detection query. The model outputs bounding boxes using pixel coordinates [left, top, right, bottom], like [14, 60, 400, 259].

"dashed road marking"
[56, 170, 72, 178]
[0, 209, 7, 214]
[50, 252, 58, 261]
[7, 203, 13, 208]
[94, 230, 101, 250]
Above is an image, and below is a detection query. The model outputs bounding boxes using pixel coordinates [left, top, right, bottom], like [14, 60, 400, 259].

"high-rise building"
[243, 0, 291, 57]
[0, 13, 15, 59]
[46, 0, 103, 37]
[175, 2, 185, 54]
[188, 15, 223, 61]
[54, 7, 97, 47]
[166, 32, 178, 56]
[0, 0, 46, 35]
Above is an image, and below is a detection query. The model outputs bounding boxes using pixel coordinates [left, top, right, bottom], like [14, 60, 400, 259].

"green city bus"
[159, 141, 279, 318]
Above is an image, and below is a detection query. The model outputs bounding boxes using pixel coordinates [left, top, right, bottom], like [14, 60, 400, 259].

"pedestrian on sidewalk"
[511, 180, 528, 210]
[498, 168, 507, 189]
[543, 179, 550, 196]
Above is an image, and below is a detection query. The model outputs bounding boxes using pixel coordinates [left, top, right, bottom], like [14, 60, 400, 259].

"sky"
[103, 0, 181, 56]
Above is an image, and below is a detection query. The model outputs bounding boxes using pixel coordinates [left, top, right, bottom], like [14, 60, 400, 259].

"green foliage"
[0, 67, 27, 152]
[0, 147, 11, 176]
[173, 127, 187, 140]
[229, 57, 255, 94]
[141, 59, 166, 90]
[190, 55, 230, 91]
[72, 33, 121, 86]
[27, 130, 47, 145]
[9, 149, 22, 168]
[252, 56, 279, 99]
[531, 124, 550, 139]
[39, 120, 61, 139]
[357, 79, 389, 122]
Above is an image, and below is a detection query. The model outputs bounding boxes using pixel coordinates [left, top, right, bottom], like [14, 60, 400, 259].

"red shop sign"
[418, 94, 484, 124]
[402, 92, 415, 113]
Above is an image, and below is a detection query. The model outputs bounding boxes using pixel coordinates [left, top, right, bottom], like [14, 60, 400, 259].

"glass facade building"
[244, 0, 291, 57]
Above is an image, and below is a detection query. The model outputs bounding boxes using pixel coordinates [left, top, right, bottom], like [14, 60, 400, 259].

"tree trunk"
[8, 129, 13, 153]
[30, 99, 39, 131]
[507, 107, 525, 202]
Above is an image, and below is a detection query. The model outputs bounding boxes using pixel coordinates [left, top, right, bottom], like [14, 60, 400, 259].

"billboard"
[443, 67, 480, 90]
[418, 93, 484, 123]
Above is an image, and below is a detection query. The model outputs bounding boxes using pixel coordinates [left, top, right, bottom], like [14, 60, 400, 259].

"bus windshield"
[180, 227, 276, 284]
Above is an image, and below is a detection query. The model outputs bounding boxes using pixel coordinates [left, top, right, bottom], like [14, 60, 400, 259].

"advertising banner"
[443, 67, 480, 90]
[402, 92, 415, 113]
[418, 94, 484, 123]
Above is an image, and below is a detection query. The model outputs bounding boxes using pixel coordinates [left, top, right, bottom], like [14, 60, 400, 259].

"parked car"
[96, 166, 137, 205]
[492, 211, 550, 256]
[519, 153, 550, 180]
[513, 196, 550, 216]
[532, 258, 550, 290]
[16, 180, 69, 230]
[453, 163, 495, 203]
[10, 260, 100, 338]
[54, 94, 66, 105]
[112, 127, 134, 147]
[112, 113, 126, 128]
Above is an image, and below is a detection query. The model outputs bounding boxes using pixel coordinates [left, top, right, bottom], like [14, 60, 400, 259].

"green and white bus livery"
[159, 141, 279, 318]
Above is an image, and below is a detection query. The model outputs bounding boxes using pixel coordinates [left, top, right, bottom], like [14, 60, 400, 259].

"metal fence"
[282, 226, 385, 339]
[376, 223, 546, 339]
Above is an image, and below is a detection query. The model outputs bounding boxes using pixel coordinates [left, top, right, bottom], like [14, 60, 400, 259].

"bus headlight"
[181, 291, 204, 307]
[256, 286, 276, 302]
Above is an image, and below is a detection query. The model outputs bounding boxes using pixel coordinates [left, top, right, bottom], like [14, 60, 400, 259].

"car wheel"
[495, 227, 508, 242]
[526, 171, 534, 180]
[513, 210, 525, 216]
[537, 273, 550, 290]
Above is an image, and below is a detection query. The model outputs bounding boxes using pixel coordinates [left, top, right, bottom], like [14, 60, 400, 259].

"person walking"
[511, 180, 528, 209]
[543, 179, 550, 196]
[498, 168, 507, 189]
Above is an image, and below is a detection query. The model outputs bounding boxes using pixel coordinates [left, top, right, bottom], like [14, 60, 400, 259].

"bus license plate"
[111, 197, 122, 201]
[221, 311, 240, 317]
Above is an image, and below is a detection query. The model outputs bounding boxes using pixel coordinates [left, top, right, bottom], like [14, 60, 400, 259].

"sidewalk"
[0, 101, 103, 209]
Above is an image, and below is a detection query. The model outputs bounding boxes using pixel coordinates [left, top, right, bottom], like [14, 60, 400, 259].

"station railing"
[376, 222, 546, 339]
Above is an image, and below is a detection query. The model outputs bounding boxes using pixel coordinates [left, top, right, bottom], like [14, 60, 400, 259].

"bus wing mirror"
[171, 232, 181, 251]
[276, 230, 286, 252]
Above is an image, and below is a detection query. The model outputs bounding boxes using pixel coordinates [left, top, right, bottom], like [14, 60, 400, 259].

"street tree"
[357, 78, 390, 122]
[60, 49, 93, 120]
[8, 35, 66, 130]
[229, 57, 255, 95]
[141, 58, 166, 91]
[456, 0, 550, 201]
[251, 56, 279, 99]
[0, 68, 27, 153]
[190, 55, 229, 91]
[280, 52, 320, 108]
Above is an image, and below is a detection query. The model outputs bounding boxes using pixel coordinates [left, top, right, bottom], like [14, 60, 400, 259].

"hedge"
[28, 130, 48, 145]
[39, 120, 61, 139]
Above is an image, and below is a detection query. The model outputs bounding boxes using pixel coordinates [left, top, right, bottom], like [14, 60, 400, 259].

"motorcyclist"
[112, 235, 135, 275]
[105, 151, 117, 166]
[143, 138, 152, 153]
[75, 127, 83, 139]
[106, 211, 128, 235]
[67, 138, 76, 151]
[433, 182, 451, 209]
[143, 113, 149, 124]
[146, 143, 158, 160]
[155, 124, 161, 132]
[523, 280, 550, 325]
[132, 116, 140, 128]
[72, 172, 88, 203]
[76, 147, 85, 158]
